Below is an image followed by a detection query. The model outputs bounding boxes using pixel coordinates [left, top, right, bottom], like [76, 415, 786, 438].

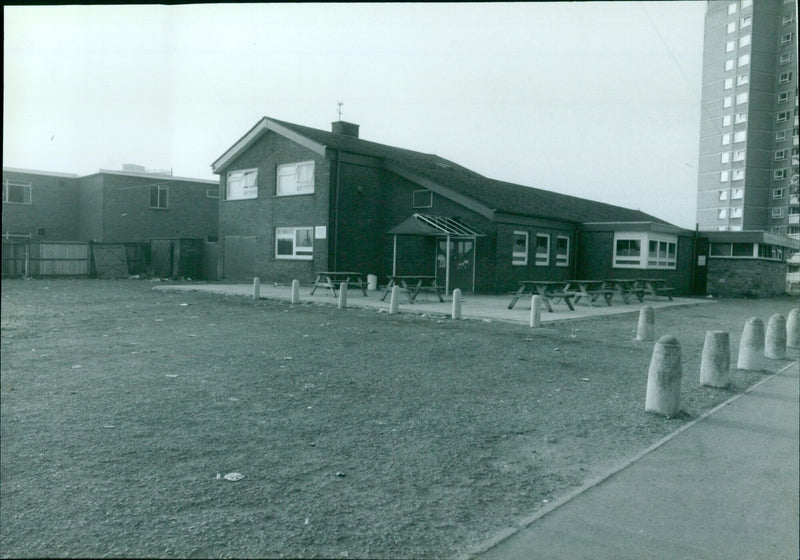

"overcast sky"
[4, 2, 706, 228]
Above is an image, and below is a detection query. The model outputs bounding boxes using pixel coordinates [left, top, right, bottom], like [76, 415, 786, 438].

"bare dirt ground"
[1, 278, 795, 559]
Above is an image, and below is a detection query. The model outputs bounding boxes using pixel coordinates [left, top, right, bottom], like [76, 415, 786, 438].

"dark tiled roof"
[271, 118, 671, 226]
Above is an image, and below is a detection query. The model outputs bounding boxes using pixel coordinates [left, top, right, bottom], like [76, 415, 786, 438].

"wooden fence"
[1, 240, 148, 278]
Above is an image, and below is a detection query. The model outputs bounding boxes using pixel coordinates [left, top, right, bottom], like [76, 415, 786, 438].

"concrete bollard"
[645, 335, 683, 417]
[736, 317, 764, 371]
[253, 277, 260, 300]
[530, 295, 541, 328]
[636, 306, 655, 342]
[452, 288, 462, 320]
[765, 314, 786, 359]
[389, 285, 400, 315]
[338, 282, 348, 309]
[367, 274, 378, 291]
[786, 308, 800, 349]
[291, 279, 300, 304]
[700, 331, 730, 388]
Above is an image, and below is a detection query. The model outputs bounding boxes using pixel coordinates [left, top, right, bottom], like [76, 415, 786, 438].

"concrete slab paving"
[153, 282, 712, 325]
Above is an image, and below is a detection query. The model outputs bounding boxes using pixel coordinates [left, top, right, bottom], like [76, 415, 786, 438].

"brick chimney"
[331, 121, 359, 138]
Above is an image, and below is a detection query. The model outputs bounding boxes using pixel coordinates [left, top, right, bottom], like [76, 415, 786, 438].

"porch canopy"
[386, 213, 485, 294]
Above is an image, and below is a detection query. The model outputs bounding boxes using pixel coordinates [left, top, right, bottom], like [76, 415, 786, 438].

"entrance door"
[437, 238, 475, 293]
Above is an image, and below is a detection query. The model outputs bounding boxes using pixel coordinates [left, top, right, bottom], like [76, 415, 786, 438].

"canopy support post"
[392, 235, 397, 276]
[445, 234, 451, 296]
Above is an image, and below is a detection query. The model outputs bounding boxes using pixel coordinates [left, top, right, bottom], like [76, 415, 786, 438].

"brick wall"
[96, 174, 218, 244]
[2, 170, 80, 240]
[707, 258, 788, 297]
[491, 223, 575, 293]
[217, 131, 331, 282]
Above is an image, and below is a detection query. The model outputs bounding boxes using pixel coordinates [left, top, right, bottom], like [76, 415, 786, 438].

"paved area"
[471, 360, 799, 560]
[153, 282, 711, 325]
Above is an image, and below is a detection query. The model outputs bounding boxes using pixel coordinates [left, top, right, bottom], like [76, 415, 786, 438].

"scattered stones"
[223, 472, 245, 481]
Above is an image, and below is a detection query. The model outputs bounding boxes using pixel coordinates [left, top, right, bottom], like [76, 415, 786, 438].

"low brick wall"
[707, 258, 787, 298]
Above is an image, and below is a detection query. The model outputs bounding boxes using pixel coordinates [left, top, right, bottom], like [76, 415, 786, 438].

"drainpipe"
[572, 224, 580, 279]
[691, 223, 699, 294]
[333, 149, 341, 272]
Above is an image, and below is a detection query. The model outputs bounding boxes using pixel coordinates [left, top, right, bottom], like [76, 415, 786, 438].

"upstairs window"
[779, 71, 792, 84]
[2, 180, 32, 204]
[149, 185, 168, 209]
[277, 161, 315, 196]
[731, 207, 743, 218]
[732, 187, 744, 199]
[412, 189, 433, 208]
[774, 188, 785, 199]
[226, 168, 258, 200]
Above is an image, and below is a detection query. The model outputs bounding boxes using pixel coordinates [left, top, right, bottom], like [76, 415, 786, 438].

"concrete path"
[154, 282, 711, 325]
[470, 361, 799, 560]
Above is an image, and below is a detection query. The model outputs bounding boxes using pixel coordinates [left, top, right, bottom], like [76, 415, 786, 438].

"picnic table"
[603, 278, 645, 304]
[636, 278, 675, 301]
[380, 275, 445, 304]
[507, 280, 575, 312]
[565, 279, 614, 307]
[309, 271, 368, 297]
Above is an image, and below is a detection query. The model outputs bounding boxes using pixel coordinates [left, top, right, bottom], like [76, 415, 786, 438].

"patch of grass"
[1, 279, 794, 558]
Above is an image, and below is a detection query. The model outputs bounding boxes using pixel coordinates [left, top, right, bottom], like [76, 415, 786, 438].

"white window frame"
[776, 130, 788, 142]
[732, 187, 744, 199]
[776, 149, 787, 161]
[772, 208, 784, 218]
[735, 92, 748, 105]
[774, 169, 787, 180]
[275, 226, 314, 260]
[783, 14, 793, 25]
[727, 21, 737, 33]
[555, 235, 569, 267]
[725, 59, 735, 71]
[276, 161, 315, 196]
[149, 185, 168, 209]
[731, 207, 743, 218]
[721, 152, 731, 164]
[206, 188, 219, 199]
[736, 74, 749, 86]
[778, 91, 789, 103]
[733, 130, 747, 143]
[612, 232, 677, 270]
[780, 52, 792, 64]
[781, 33, 793, 45]
[728, 3, 737, 15]
[720, 170, 730, 182]
[732, 169, 744, 181]
[734, 112, 747, 124]
[535, 234, 550, 266]
[739, 34, 751, 47]
[740, 15, 751, 28]
[719, 189, 729, 200]
[726, 40, 736, 52]
[723, 96, 733, 108]
[773, 188, 785, 199]
[226, 168, 258, 200]
[779, 72, 792, 84]
[512, 231, 528, 266]
[778, 111, 790, 123]
[724, 78, 734, 90]
[738, 53, 750, 67]
[722, 133, 731, 145]
[719, 208, 728, 219]
[412, 189, 433, 209]
[2, 180, 32, 205]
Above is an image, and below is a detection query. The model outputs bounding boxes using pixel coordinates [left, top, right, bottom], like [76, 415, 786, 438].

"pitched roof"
[217, 117, 674, 226]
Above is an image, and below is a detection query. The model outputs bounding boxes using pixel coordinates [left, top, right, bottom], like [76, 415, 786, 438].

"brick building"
[2, 166, 219, 243]
[212, 117, 701, 294]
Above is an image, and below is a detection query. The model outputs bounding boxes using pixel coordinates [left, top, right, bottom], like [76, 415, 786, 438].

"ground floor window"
[535, 234, 550, 266]
[512, 231, 528, 265]
[613, 232, 677, 269]
[275, 226, 313, 259]
[555, 235, 569, 267]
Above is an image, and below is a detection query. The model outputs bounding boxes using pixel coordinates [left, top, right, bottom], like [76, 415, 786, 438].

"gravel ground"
[1, 278, 795, 559]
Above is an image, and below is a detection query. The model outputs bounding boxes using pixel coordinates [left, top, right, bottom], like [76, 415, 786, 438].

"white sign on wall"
[315, 226, 327, 239]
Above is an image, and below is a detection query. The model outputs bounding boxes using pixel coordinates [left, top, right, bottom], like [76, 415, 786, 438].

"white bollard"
[252, 277, 260, 300]
[636, 306, 655, 341]
[452, 288, 462, 320]
[367, 274, 378, 291]
[765, 313, 786, 359]
[291, 279, 300, 304]
[530, 295, 541, 328]
[645, 335, 683, 417]
[786, 308, 799, 349]
[736, 317, 764, 370]
[338, 282, 348, 309]
[389, 285, 400, 315]
[700, 331, 730, 388]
